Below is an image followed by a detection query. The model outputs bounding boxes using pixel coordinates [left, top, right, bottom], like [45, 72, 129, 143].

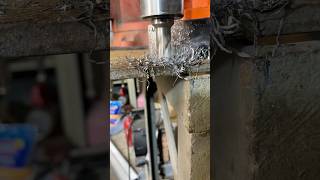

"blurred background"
[0, 53, 108, 180]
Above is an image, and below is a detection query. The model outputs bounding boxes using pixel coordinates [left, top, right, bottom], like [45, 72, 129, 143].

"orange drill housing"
[183, 0, 210, 20]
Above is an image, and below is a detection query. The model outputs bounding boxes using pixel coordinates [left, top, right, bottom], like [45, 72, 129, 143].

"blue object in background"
[110, 101, 123, 135]
[0, 124, 37, 167]
[110, 101, 122, 114]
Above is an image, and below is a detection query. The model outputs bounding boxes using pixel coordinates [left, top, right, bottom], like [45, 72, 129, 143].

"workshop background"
[0, 53, 108, 180]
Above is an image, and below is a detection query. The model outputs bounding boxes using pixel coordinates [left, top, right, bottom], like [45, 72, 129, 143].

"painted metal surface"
[183, 0, 210, 20]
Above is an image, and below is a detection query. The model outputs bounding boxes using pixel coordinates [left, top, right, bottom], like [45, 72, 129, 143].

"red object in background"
[111, 0, 149, 48]
[31, 83, 47, 108]
[111, 0, 140, 23]
[119, 84, 126, 97]
[123, 115, 133, 146]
